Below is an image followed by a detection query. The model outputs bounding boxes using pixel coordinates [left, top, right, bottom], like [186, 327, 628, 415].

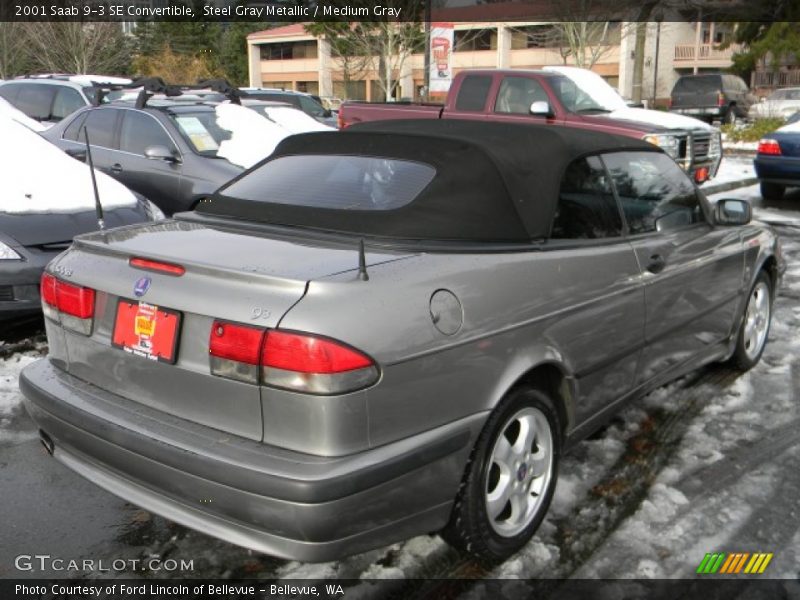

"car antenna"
[81, 127, 104, 230]
[358, 239, 369, 281]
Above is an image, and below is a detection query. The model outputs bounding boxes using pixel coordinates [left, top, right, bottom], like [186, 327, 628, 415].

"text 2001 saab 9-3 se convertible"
[21, 120, 784, 563]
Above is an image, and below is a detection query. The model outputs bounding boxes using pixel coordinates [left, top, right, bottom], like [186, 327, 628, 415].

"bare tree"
[22, 22, 130, 75]
[0, 23, 32, 79]
[306, 21, 423, 101]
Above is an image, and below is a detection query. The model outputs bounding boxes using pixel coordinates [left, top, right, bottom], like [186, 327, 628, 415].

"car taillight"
[40, 272, 95, 334]
[130, 257, 185, 276]
[208, 321, 379, 394]
[757, 139, 782, 156]
[717, 92, 725, 107]
[209, 321, 265, 384]
[261, 330, 378, 394]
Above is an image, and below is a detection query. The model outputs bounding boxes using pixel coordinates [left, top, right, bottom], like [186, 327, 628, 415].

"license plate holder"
[112, 299, 182, 364]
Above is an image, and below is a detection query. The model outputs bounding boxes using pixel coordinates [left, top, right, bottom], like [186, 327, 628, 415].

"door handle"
[646, 254, 666, 274]
[110, 163, 123, 173]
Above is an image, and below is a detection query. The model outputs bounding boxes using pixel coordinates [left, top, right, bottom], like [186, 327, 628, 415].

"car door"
[490, 75, 559, 124]
[70, 107, 120, 173]
[545, 155, 645, 424]
[115, 109, 183, 214]
[602, 151, 745, 385]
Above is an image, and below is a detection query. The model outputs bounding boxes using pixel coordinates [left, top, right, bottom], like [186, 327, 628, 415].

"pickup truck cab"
[340, 67, 722, 182]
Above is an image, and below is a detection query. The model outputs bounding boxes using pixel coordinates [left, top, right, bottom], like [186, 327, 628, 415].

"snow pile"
[0, 116, 138, 214]
[776, 120, 800, 133]
[543, 66, 627, 111]
[214, 103, 292, 169]
[258, 105, 333, 134]
[0, 352, 40, 443]
[0, 97, 45, 132]
[543, 66, 712, 131]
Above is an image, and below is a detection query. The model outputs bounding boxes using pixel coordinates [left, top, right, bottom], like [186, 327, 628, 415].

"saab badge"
[134, 276, 152, 298]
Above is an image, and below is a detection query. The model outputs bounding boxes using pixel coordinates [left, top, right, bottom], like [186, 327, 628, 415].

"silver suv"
[0, 75, 130, 125]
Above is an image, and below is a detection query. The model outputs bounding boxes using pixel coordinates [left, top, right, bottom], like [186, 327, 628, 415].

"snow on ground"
[1, 186, 797, 588]
[0, 351, 41, 444]
[0, 116, 137, 214]
[700, 155, 755, 190]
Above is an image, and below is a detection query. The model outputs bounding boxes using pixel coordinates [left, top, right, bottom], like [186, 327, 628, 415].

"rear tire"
[729, 271, 772, 371]
[441, 387, 560, 565]
[725, 106, 738, 124]
[760, 182, 785, 201]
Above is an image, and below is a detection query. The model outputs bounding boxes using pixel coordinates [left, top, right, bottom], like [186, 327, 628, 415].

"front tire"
[441, 387, 560, 564]
[760, 182, 785, 201]
[730, 271, 773, 371]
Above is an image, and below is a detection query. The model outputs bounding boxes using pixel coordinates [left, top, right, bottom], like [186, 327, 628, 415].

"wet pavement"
[1, 184, 798, 586]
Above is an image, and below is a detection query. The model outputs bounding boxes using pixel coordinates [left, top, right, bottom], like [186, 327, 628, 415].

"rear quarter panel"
[277, 245, 645, 451]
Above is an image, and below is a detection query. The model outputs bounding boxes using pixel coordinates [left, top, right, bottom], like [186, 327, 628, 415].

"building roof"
[247, 24, 309, 41]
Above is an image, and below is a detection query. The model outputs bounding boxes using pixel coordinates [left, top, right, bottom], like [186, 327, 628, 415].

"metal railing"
[674, 43, 741, 62]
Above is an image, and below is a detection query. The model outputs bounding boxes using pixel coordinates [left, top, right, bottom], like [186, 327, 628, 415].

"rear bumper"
[670, 107, 723, 117]
[755, 156, 800, 186]
[20, 358, 484, 562]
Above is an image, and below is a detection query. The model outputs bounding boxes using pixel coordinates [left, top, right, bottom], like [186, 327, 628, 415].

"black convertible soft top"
[200, 119, 659, 242]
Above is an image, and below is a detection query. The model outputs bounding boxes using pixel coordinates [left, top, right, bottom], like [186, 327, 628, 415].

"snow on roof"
[251, 104, 333, 134]
[68, 74, 132, 86]
[214, 103, 294, 169]
[0, 97, 46, 132]
[0, 116, 137, 214]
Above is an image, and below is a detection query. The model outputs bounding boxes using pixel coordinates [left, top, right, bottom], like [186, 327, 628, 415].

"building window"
[454, 29, 496, 52]
[261, 41, 318, 61]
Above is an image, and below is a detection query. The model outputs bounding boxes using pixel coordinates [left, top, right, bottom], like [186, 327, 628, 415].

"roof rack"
[89, 77, 244, 108]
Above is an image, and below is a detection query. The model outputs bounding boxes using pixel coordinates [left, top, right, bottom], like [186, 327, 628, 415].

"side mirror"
[530, 101, 553, 117]
[716, 198, 752, 225]
[323, 108, 333, 118]
[65, 148, 87, 162]
[145, 145, 180, 163]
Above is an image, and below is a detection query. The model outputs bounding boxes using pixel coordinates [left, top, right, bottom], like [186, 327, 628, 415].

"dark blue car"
[754, 124, 800, 200]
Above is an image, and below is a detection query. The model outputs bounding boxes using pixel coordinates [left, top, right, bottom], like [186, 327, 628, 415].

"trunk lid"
[48, 220, 413, 441]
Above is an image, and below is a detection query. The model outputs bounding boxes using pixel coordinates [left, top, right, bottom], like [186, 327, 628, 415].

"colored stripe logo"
[697, 552, 773, 574]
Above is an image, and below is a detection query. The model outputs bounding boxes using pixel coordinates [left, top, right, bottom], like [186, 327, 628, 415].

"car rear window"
[672, 75, 722, 94]
[455, 75, 492, 112]
[221, 155, 436, 211]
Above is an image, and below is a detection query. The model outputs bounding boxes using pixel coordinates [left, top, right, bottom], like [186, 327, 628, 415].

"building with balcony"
[246, 21, 744, 106]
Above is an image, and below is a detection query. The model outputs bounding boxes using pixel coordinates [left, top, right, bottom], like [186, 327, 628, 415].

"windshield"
[170, 104, 290, 168]
[545, 69, 627, 113]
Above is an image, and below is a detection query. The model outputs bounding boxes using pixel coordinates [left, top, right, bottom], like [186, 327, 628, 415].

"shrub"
[721, 118, 785, 142]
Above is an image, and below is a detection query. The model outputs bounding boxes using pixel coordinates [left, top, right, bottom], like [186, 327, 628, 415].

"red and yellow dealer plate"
[112, 299, 181, 364]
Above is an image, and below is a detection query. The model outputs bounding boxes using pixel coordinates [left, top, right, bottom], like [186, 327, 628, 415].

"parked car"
[754, 120, 800, 200]
[41, 97, 300, 215]
[0, 113, 157, 320]
[20, 120, 783, 563]
[669, 73, 755, 124]
[749, 87, 800, 120]
[241, 87, 339, 128]
[0, 74, 131, 126]
[339, 67, 722, 183]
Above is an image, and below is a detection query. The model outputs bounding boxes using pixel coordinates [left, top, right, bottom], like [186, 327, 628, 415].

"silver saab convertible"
[20, 120, 784, 563]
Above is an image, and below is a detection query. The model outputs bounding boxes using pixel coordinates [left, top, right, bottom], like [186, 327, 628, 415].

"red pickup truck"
[339, 67, 722, 182]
